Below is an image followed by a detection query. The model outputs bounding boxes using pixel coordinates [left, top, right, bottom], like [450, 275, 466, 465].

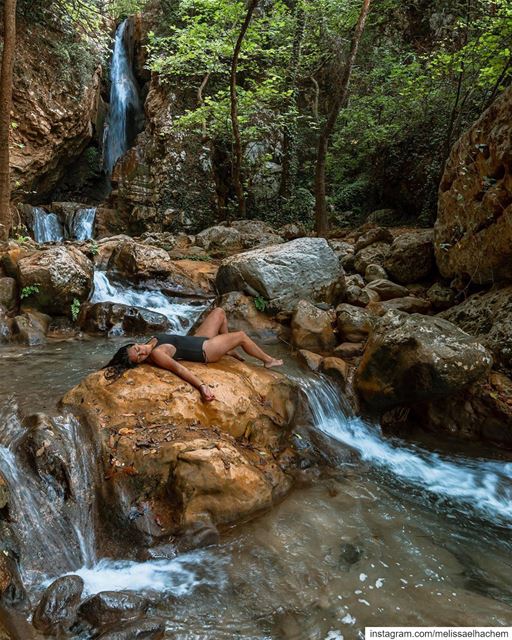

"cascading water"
[91, 271, 211, 334]
[0, 401, 97, 582]
[32, 207, 64, 243]
[103, 19, 143, 174]
[70, 207, 96, 241]
[300, 375, 512, 525]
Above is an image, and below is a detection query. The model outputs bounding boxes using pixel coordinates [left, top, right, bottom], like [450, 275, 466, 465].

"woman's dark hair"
[103, 343, 137, 382]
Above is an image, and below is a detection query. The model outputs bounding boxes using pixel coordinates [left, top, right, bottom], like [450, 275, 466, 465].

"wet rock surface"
[218, 291, 286, 343]
[79, 301, 170, 336]
[32, 575, 84, 636]
[291, 300, 336, 352]
[77, 591, 149, 630]
[355, 310, 493, 410]
[96, 617, 166, 640]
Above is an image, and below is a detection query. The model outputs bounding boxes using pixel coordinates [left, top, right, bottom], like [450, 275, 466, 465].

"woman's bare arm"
[149, 350, 215, 401]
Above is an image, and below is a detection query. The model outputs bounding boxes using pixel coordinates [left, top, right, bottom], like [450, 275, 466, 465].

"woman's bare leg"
[193, 308, 244, 361]
[203, 332, 282, 368]
[193, 307, 228, 338]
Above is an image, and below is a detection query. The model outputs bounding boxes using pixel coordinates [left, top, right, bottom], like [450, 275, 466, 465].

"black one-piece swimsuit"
[154, 334, 208, 363]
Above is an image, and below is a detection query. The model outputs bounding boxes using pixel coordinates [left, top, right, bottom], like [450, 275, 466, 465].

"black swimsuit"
[155, 334, 208, 363]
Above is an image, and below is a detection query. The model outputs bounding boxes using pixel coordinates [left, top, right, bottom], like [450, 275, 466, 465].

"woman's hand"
[199, 384, 215, 402]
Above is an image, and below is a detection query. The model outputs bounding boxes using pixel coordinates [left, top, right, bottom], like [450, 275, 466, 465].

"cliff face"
[434, 85, 512, 284]
[10, 18, 103, 206]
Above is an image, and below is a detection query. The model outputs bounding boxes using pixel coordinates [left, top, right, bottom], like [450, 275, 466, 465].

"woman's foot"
[264, 357, 283, 369]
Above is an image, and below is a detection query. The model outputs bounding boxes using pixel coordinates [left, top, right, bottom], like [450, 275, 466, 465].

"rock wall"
[10, 18, 102, 207]
[435, 85, 512, 284]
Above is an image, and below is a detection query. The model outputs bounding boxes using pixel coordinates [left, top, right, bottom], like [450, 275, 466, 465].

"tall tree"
[0, 0, 17, 241]
[314, 0, 371, 236]
[230, 0, 260, 218]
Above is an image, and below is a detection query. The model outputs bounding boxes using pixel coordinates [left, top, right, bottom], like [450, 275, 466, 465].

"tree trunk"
[0, 0, 17, 241]
[314, 0, 371, 237]
[230, 0, 259, 218]
[279, 1, 306, 202]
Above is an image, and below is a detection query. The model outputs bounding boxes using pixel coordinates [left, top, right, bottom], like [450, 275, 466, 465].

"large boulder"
[435, 85, 512, 284]
[291, 300, 336, 352]
[216, 238, 344, 314]
[32, 575, 84, 636]
[353, 242, 391, 275]
[61, 359, 302, 531]
[16, 246, 93, 316]
[196, 220, 283, 256]
[79, 302, 170, 336]
[383, 230, 435, 284]
[439, 286, 512, 375]
[107, 241, 216, 296]
[355, 310, 493, 410]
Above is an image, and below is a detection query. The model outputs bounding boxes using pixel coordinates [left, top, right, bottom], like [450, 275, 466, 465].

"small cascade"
[91, 271, 211, 334]
[32, 207, 64, 243]
[103, 19, 143, 174]
[0, 401, 97, 582]
[301, 375, 512, 525]
[70, 207, 96, 241]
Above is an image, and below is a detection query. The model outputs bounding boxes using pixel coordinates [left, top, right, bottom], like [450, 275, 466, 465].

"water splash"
[103, 19, 143, 173]
[69, 552, 227, 597]
[71, 207, 96, 241]
[0, 401, 97, 581]
[300, 375, 512, 525]
[91, 271, 210, 334]
[32, 207, 64, 243]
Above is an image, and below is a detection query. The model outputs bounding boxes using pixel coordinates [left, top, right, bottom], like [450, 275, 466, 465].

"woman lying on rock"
[104, 307, 283, 402]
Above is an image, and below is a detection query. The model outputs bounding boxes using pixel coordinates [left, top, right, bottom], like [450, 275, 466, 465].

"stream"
[1, 338, 512, 638]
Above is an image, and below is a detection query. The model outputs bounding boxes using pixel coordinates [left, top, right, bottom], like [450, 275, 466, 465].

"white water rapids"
[91, 271, 210, 334]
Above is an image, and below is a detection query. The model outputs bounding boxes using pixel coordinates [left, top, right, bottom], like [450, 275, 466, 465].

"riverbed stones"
[16, 246, 93, 315]
[107, 240, 216, 296]
[291, 300, 336, 352]
[364, 263, 388, 282]
[79, 302, 170, 336]
[297, 349, 324, 372]
[336, 304, 374, 343]
[435, 85, 512, 284]
[371, 296, 431, 315]
[355, 310, 493, 410]
[32, 575, 84, 636]
[354, 227, 393, 252]
[353, 242, 391, 275]
[77, 592, 149, 630]
[383, 230, 435, 284]
[61, 359, 302, 532]
[439, 285, 512, 375]
[12, 310, 50, 345]
[96, 617, 166, 640]
[216, 238, 344, 314]
[365, 279, 410, 301]
[196, 220, 282, 255]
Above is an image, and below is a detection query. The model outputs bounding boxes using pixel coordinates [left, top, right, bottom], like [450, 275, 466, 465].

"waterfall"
[0, 401, 97, 582]
[70, 207, 96, 241]
[103, 19, 143, 174]
[32, 207, 64, 243]
[91, 271, 211, 334]
[301, 375, 512, 525]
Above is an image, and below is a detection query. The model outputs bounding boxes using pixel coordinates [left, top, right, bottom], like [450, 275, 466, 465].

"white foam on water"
[91, 271, 210, 334]
[300, 376, 512, 524]
[69, 552, 226, 597]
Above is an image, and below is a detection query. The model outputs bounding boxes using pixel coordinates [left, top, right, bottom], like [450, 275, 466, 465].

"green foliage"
[20, 285, 40, 299]
[253, 295, 268, 312]
[89, 240, 99, 256]
[53, 39, 99, 88]
[14, 234, 30, 245]
[71, 298, 81, 321]
[109, 0, 148, 20]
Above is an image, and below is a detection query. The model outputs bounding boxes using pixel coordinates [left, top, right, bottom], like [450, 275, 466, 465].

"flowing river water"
[1, 336, 512, 638]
